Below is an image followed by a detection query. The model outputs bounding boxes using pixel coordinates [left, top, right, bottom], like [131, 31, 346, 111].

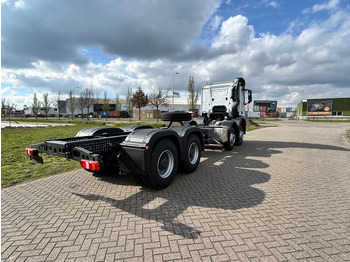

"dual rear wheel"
[141, 135, 201, 189]
[223, 125, 244, 151]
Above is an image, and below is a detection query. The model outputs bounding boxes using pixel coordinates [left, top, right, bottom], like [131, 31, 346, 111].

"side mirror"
[245, 89, 252, 104]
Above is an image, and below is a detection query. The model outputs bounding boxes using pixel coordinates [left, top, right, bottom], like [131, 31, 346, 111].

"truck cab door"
[200, 87, 211, 115]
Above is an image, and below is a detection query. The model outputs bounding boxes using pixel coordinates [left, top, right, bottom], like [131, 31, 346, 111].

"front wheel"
[223, 128, 235, 151]
[181, 135, 201, 173]
[235, 126, 244, 146]
[145, 139, 178, 189]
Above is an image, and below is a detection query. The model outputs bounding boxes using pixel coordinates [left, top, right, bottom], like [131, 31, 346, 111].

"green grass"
[246, 125, 260, 132]
[2, 124, 91, 188]
[1, 122, 166, 188]
[1, 121, 258, 188]
[305, 119, 350, 123]
[249, 118, 281, 122]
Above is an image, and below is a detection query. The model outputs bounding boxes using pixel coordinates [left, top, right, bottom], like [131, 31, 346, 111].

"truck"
[25, 77, 252, 189]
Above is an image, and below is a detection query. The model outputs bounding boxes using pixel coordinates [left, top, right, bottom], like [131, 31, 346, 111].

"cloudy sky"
[2, 0, 350, 108]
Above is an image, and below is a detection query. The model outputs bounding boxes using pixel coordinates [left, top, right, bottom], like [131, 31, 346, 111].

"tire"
[144, 139, 178, 189]
[223, 128, 236, 151]
[161, 112, 192, 122]
[181, 135, 201, 173]
[235, 126, 244, 146]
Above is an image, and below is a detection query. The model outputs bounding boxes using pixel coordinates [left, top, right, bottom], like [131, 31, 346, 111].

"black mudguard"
[119, 129, 181, 175]
[221, 117, 246, 133]
[169, 126, 204, 161]
[119, 126, 203, 175]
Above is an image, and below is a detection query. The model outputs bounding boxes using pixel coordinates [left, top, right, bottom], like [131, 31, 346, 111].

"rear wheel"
[223, 128, 235, 151]
[181, 135, 201, 173]
[144, 139, 178, 189]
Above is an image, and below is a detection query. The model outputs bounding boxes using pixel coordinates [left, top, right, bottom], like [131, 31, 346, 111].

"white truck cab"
[200, 77, 252, 121]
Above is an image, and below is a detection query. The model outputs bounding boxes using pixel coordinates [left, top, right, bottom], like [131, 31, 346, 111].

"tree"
[131, 86, 149, 120]
[125, 88, 133, 120]
[32, 93, 41, 121]
[187, 76, 198, 113]
[149, 89, 169, 122]
[1, 98, 14, 123]
[102, 92, 110, 119]
[52, 90, 61, 120]
[116, 93, 122, 110]
[42, 93, 51, 119]
[78, 92, 85, 118]
[82, 88, 95, 119]
[68, 90, 76, 118]
[1, 98, 6, 118]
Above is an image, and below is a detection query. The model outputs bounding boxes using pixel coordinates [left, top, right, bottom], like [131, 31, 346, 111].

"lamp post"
[172, 72, 179, 112]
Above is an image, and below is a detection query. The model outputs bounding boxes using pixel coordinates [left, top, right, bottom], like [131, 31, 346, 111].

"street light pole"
[172, 72, 179, 112]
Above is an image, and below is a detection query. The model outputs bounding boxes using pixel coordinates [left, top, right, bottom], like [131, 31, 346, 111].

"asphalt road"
[2, 120, 350, 261]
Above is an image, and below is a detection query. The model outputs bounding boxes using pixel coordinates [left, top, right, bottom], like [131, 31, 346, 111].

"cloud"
[303, 0, 340, 14]
[261, 0, 279, 9]
[211, 15, 255, 51]
[2, 0, 221, 68]
[209, 15, 223, 31]
[2, 1, 350, 108]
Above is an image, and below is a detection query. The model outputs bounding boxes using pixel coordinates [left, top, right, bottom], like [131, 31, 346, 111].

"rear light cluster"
[80, 159, 100, 171]
[25, 148, 36, 156]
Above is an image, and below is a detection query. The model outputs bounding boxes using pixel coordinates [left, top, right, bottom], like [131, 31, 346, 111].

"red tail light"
[80, 159, 100, 171]
[25, 148, 36, 156]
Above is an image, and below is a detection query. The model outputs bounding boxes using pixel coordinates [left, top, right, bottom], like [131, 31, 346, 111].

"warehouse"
[296, 97, 350, 119]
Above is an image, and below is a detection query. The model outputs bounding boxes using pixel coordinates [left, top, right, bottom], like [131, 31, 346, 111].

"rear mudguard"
[221, 117, 246, 133]
[119, 126, 203, 176]
[169, 126, 204, 157]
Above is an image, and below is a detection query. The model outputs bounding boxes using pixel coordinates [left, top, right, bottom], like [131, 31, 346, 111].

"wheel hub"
[157, 150, 174, 178]
[188, 142, 199, 164]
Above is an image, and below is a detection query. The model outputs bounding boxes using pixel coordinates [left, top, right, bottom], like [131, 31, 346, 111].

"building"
[246, 100, 278, 118]
[276, 107, 296, 118]
[297, 97, 350, 119]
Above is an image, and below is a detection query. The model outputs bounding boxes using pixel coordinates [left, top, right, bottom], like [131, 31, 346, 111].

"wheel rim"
[188, 142, 200, 165]
[157, 150, 174, 178]
[229, 132, 235, 146]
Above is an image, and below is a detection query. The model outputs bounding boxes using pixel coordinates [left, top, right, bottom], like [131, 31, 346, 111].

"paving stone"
[2, 121, 350, 261]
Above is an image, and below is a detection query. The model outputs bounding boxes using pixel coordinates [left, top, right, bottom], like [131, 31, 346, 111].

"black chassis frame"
[30, 125, 204, 176]
[197, 116, 246, 145]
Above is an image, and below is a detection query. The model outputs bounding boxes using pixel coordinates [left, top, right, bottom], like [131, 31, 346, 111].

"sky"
[1, 0, 350, 108]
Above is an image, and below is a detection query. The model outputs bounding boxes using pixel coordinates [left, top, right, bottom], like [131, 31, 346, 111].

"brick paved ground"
[2, 120, 350, 261]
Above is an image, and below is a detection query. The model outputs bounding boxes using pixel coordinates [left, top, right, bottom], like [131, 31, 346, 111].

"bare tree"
[78, 91, 85, 119]
[187, 76, 198, 113]
[68, 90, 76, 118]
[131, 86, 149, 120]
[2, 98, 14, 124]
[125, 88, 133, 120]
[1, 98, 6, 118]
[82, 88, 95, 119]
[115, 93, 122, 118]
[149, 89, 169, 122]
[42, 93, 51, 119]
[102, 92, 110, 119]
[32, 93, 41, 121]
[52, 90, 61, 120]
